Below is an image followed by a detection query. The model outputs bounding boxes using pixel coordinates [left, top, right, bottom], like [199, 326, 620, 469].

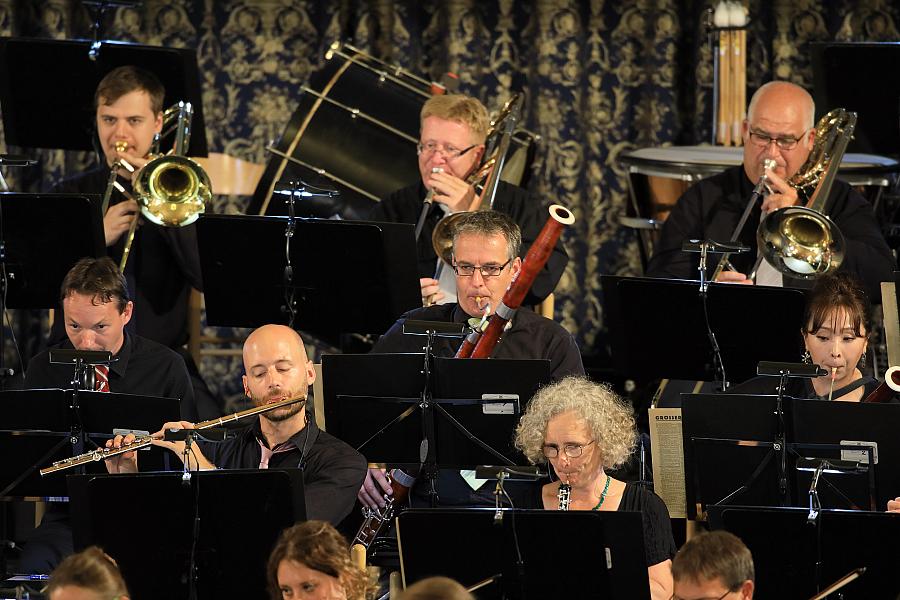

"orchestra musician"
[513, 376, 676, 600]
[44, 546, 131, 600]
[104, 324, 367, 526]
[48, 65, 217, 417]
[267, 520, 377, 600]
[357, 211, 584, 510]
[646, 81, 894, 301]
[19, 256, 197, 573]
[368, 93, 567, 306]
[729, 271, 885, 401]
[671, 531, 755, 600]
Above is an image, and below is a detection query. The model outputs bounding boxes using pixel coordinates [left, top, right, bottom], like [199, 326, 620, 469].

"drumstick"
[732, 26, 742, 144]
[719, 30, 730, 145]
[828, 367, 837, 401]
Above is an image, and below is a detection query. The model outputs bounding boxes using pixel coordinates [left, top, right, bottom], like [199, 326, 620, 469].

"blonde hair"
[45, 546, 129, 599]
[397, 576, 474, 600]
[267, 520, 376, 600]
[421, 94, 490, 142]
[514, 377, 636, 469]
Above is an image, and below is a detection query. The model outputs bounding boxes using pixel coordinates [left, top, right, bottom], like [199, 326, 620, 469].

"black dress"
[516, 480, 677, 567]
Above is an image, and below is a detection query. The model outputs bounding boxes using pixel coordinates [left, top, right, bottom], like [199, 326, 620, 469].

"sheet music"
[649, 407, 686, 519]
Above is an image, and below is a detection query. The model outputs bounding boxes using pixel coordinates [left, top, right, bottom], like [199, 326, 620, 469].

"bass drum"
[249, 42, 431, 220]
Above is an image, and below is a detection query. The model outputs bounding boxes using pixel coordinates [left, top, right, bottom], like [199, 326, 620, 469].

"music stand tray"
[0, 389, 180, 499]
[69, 469, 304, 600]
[0, 37, 207, 155]
[601, 275, 806, 383]
[197, 214, 420, 334]
[397, 508, 649, 600]
[321, 354, 551, 468]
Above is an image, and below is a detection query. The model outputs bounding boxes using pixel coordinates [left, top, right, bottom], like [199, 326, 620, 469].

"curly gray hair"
[514, 376, 636, 470]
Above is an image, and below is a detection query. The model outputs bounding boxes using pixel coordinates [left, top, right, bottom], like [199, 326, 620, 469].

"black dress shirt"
[24, 333, 197, 421]
[369, 180, 569, 305]
[199, 415, 366, 525]
[371, 303, 584, 381]
[50, 164, 203, 349]
[646, 165, 895, 301]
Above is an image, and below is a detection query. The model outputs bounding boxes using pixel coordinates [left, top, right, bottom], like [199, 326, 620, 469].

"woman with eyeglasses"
[514, 376, 676, 600]
[44, 546, 129, 600]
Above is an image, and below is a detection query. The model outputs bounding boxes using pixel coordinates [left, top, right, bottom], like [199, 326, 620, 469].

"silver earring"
[802, 350, 811, 364]
[860, 352, 867, 369]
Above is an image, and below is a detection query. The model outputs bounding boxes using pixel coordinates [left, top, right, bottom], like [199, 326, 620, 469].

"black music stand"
[602, 275, 806, 385]
[197, 214, 420, 334]
[69, 469, 304, 600]
[0, 37, 207, 155]
[397, 508, 650, 600]
[0, 389, 180, 499]
[322, 353, 551, 469]
[710, 505, 900, 599]
[682, 393, 889, 519]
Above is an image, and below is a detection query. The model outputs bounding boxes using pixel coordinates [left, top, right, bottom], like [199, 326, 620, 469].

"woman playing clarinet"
[513, 376, 676, 600]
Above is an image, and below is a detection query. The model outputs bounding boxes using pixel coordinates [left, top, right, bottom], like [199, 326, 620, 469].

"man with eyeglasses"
[368, 93, 567, 306]
[647, 81, 893, 300]
[671, 531, 755, 600]
[358, 211, 583, 510]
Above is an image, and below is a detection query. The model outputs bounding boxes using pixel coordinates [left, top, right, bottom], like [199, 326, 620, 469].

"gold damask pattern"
[0, 1, 897, 388]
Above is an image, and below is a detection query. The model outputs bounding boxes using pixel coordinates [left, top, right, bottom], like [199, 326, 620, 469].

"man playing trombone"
[646, 81, 893, 300]
[50, 66, 204, 355]
[368, 93, 567, 307]
[104, 324, 367, 526]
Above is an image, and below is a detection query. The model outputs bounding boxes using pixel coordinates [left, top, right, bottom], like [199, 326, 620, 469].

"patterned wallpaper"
[0, 0, 897, 402]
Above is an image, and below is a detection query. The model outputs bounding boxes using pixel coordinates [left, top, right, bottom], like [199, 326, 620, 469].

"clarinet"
[557, 483, 572, 511]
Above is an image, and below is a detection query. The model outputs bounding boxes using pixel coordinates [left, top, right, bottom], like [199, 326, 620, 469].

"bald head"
[742, 81, 816, 182]
[243, 324, 305, 368]
[747, 81, 815, 130]
[242, 324, 315, 420]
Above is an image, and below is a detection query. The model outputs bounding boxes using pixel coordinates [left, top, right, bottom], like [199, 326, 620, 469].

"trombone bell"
[134, 155, 210, 227]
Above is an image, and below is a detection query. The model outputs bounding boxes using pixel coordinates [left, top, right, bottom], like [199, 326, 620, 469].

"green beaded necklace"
[591, 475, 611, 511]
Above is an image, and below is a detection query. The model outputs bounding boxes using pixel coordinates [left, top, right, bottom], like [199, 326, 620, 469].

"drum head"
[250, 49, 426, 219]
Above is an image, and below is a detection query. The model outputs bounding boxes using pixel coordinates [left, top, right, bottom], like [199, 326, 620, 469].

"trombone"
[107, 101, 212, 272]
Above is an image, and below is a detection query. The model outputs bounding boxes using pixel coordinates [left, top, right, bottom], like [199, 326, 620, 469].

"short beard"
[253, 395, 306, 423]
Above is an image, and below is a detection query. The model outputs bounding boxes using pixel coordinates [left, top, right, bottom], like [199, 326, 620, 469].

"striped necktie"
[94, 365, 110, 392]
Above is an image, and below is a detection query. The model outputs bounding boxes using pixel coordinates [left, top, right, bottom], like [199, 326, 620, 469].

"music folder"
[197, 214, 420, 335]
[69, 469, 304, 600]
[0, 37, 207, 155]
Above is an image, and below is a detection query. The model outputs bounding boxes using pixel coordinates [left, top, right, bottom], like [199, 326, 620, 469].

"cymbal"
[0, 154, 37, 167]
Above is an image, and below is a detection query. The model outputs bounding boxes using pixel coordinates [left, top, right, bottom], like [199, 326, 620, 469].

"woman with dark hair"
[732, 271, 882, 401]
[267, 520, 376, 600]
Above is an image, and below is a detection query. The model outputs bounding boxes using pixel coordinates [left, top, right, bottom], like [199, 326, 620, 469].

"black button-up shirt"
[199, 415, 366, 525]
[24, 333, 197, 421]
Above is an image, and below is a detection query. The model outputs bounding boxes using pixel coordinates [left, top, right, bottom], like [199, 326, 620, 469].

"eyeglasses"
[541, 440, 595, 459]
[452, 258, 512, 277]
[670, 589, 734, 600]
[417, 141, 479, 159]
[747, 128, 809, 150]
